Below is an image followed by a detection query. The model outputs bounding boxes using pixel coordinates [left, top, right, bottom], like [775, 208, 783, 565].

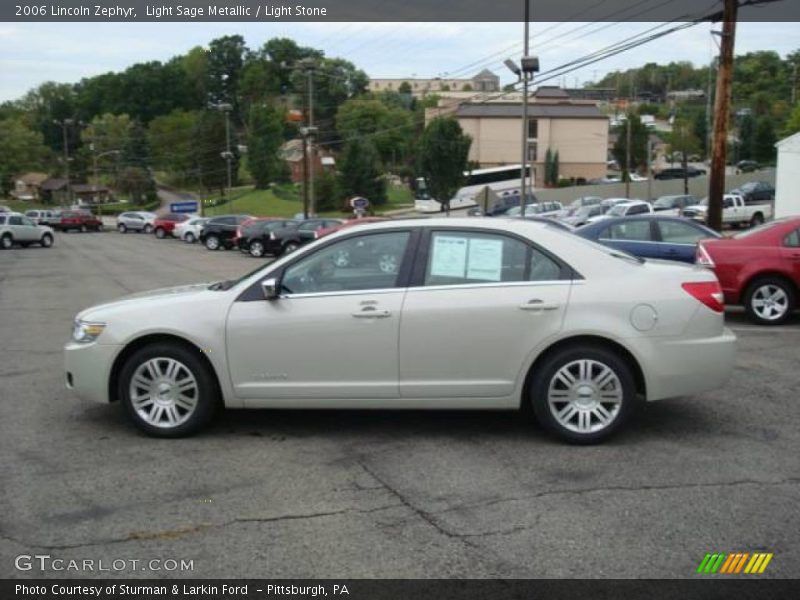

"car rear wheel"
[750, 213, 764, 227]
[250, 241, 265, 257]
[80, 224, 87, 233]
[185, 232, 195, 244]
[119, 343, 219, 437]
[40, 233, 53, 248]
[283, 242, 300, 255]
[744, 278, 795, 325]
[118, 223, 127, 233]
[144, 224, 153, 234]
[205, 235, 220, 250]
[0, 234, 12, 249]
[155, 228, 166, 239]
[529, 345, 635, 444]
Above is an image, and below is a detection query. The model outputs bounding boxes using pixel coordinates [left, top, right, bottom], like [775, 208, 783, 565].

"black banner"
[2, 0, 799, 22]
[3, 580, 799, 600]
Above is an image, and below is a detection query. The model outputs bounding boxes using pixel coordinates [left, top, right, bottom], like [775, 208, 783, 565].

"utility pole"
[301, 58, 317, 218]
[625, 114, 632, 199]
[210, 102, 234, 210]
[54, 119, 74, 206]
[707, 0, 738, 232]
[646, 137, 653, 201]
[705, 56, 716, 159]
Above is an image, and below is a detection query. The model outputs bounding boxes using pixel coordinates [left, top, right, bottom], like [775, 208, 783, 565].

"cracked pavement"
[1, 231, 799, 578]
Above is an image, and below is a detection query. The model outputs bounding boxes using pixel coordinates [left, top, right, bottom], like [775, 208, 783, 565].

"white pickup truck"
[682, 194, 773, 227]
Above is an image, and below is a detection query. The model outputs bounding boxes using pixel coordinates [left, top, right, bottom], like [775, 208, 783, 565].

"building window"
[527, 141, 538, 162]
[528, 119, 538, 140]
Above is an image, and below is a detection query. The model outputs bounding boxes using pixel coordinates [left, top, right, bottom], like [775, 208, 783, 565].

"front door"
[399, 229, 571, 400]
[226, 230, 413, 402]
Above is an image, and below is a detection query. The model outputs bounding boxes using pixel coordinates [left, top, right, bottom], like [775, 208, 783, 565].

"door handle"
[352, 307, 391, 318]
[519, 299, 559, 312]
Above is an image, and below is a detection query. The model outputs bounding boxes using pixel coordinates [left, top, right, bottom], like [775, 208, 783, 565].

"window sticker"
[430, 236, 468, 278]
[466, 238, 503, 281]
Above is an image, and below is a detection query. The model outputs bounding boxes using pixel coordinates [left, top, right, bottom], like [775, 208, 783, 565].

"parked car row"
[22, 208, 103, 232]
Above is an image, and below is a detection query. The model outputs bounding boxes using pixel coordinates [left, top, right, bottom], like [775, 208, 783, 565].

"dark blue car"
[575, 215, 721, 263]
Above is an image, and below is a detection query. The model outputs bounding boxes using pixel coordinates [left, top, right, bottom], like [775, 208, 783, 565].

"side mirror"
[261, 278, 280, 300]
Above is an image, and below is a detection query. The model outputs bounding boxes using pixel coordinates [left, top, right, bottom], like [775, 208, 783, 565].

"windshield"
[654, 197, 676, 208]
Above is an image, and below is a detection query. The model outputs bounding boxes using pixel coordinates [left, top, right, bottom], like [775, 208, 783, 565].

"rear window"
[0, 216, 6, 225]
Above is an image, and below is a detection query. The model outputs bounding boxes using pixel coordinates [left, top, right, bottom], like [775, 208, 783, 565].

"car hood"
[684, 204, 707, 212]
[77, 283, 214, 321]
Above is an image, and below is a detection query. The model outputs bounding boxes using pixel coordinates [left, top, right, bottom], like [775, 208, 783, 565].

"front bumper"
[64, 341, 121, 404]
[632, 328, 737, 401]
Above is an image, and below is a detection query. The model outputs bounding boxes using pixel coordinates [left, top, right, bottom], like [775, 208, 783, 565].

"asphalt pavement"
[0, 230, 798, 579]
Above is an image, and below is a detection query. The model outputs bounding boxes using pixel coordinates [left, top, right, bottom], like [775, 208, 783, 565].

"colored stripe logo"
[697, 552, 773, 574]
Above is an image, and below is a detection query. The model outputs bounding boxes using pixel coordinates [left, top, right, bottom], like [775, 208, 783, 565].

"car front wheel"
[40, 233, 53, 248]
[0, 234, 12, 249]
[250, 241, 265, 257]
[144, 224, 153, 234]
[744, 277, 795, 325]
[530, 345, 635, 444]
[185, 232, 195, 244]
[118, 343, 219, 437]
[155, 228, 166, 239]
[118, 223, 127, 233]
[205, 235, 220, 250]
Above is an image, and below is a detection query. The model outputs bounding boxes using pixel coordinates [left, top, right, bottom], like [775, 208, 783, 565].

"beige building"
[369, 69, 500, 96]
[427, 88, 609, 188]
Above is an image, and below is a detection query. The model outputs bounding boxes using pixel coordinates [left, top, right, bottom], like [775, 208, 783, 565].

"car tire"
[155, 228, 166, 239]
[118, 223, 127, 233]
[205, 235, 220, 251]
[40, 233, 53, 248]
[750, 213, 764, 227]
[744, 277, 795, 326]
[250, 241, 265, 257]
[1, 234, 13, 249]
[283, 242, 300, 255]
[80, 224, 87, 233]
[118, 342, 220, 438]
[185, 232, 195, 244]
[529, 344, 636, 444]
[144, 224, 153, 234]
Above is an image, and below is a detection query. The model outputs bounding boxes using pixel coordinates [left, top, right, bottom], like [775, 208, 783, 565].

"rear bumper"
[64, 341, 121, 404]
[632, 328, 737, 401]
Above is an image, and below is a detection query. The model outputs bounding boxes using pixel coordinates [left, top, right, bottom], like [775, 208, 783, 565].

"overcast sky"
[1, 21, 797, 102]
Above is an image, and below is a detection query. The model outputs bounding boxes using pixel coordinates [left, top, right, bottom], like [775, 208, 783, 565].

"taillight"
[269, 231, 276, 240]
[234, 227, 241, 240]
[695, 243, 715, 268]
[682, 281, 724, 313]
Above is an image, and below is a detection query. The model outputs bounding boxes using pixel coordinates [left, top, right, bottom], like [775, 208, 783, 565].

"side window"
[21, 217, 35, 226]
[658, 221, 707, 244]
[282, 231, 411, 294]
[629, 204, 648, 215]
[9, 216, 22, 225]
[723, 197, 734, 209]
[785, 230, 800, 248]
[603, 221, 651, 241]
[423, 231, 561, 286]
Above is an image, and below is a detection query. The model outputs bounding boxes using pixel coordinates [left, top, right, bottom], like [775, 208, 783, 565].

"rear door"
[398, 228, 571, 400]
[780, 228, 800, 286]
[655, 219, 712, 263]
[597, 219, 659, 259]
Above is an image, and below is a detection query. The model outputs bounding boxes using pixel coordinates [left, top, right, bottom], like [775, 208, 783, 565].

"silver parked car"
[64, 218, 735, 443]
[0, 212, 55, 249]
[25, 209, 57, 225]
[116, 211, 157, 234]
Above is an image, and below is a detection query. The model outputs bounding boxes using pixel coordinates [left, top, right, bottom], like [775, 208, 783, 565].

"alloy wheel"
[547, 359, 623, 434]
[250, 241, 264, 257]
[751, 284, 789, 322]
[128, 357, 199, 429]
[206, 236, 220, 250]
[1, 235, 13, 249]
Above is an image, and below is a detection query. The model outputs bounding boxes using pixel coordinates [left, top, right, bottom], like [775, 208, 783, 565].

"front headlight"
[72, 320, 106, 343]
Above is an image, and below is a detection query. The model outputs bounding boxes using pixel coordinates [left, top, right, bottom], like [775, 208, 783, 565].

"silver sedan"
[64, 218, 736, 443]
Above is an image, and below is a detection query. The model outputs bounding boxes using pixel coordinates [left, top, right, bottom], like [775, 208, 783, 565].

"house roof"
[776, 131, 800, 152]
[534, 86, 571, 99]
[455, 102, 607, 120]
[40, 178, 68, 191]
[16, 172, 49, 185]
[72, 184, 110, 193]
[473, 69, 498, 79]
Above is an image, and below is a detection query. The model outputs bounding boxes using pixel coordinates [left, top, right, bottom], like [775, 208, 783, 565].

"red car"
[315, 216, 388, 239]
[56, 210, 103, 232]
[697, 217, 800, 325]
[153, 213, 190, 238]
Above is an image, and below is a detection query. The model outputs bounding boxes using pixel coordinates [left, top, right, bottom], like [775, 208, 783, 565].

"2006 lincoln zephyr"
[65, 218, 736, 443]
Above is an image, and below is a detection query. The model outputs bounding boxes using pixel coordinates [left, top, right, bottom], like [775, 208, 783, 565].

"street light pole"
[209, 102, 234, 211]
[301, 59, 316, 217]
[54, 119, 74, 206]
[519, 0, 530, 217]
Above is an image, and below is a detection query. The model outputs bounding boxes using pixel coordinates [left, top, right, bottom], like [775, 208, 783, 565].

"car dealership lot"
[1, 231, 798, 578]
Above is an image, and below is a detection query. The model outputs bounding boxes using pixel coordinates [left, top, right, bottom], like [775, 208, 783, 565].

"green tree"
[738, 114, 756, 161]
[753, 116, 777, 163]
[612, 113, 649, 177]
[246, 103, 286, 189]
[82, 113, 132, 158]
[115, 166, 155, 205]
[338, 138, 386, 205]
[552, 151, 560, 186]
[0, 118, 51, 195]
[147, 109, 201, 183]
[314, 169, 342, 212]
[335, 98, 412, 167]
[194, 111, 230, 193]
[544, 148, 554, 186]
[783, 103, 800, 137]
[207, 35, 248, 122]
[398, 81, 412, 95]
[417, 117, 472, 213]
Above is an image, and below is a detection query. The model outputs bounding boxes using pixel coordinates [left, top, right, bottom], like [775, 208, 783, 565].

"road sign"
[170, 200, 199, 214]
[349, 196, 369, 210]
